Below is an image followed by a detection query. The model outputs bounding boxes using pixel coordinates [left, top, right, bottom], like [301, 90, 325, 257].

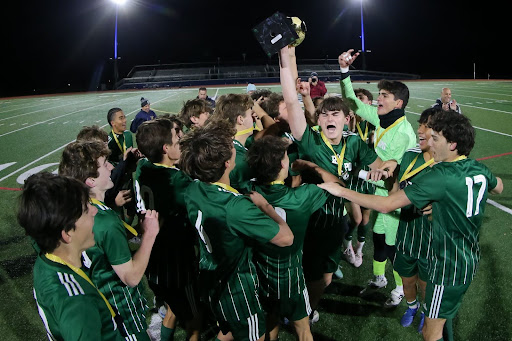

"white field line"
[0, 92, 180, 183]
[0, 98, 97, 122]
[488, 200, 512, 216]
[410, 96, 512, 116]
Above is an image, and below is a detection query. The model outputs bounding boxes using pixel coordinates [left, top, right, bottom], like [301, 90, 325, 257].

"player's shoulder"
[34, 259, 88, 300]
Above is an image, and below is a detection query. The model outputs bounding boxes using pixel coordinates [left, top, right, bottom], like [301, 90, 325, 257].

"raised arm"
[338, 49, 379, 126]
[279, 46, 307, 141]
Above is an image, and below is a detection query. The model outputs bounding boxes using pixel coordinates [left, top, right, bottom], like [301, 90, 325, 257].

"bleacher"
[117, 60, 419, 90]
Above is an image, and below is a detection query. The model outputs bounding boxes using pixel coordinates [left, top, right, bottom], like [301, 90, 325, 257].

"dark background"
[2, 0, 508, 97]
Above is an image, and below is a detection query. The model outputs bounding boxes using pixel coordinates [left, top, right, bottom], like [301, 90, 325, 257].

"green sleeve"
[102, 217, 132, 266]
[355, 137, 378, 166]
[404, 168, 446, 209]
[295, 125, 319, 157]
[58, 296, 105, 340]
[340, 76, 379, 126]
[387, 132, 415, 164]
[302, 184, 329, 213]
[124, 131, 134, 148]
[227, 196, 280, 244]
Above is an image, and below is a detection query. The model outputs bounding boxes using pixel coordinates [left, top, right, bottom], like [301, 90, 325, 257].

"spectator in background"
[309, 72, 327, 98]
[130, 97, 157, 133]
[197, 87, 216, 108]
[246, 83, 257, 95]
[431, 87, 462, 114]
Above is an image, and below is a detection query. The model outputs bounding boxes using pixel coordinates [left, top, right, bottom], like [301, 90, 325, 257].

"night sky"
[2, 0, 508, 97]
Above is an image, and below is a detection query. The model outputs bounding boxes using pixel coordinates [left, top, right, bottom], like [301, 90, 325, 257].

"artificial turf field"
[0, 80, 511, 340]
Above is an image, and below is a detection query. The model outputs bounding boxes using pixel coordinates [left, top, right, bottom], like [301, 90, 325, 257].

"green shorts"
[393, 252, 428, 281]
[261, 286, 312, 322]
[425, 281, 471, 319]
[372, 210, 401, 246]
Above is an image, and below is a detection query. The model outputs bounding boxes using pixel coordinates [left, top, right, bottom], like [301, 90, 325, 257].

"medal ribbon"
[89, 198, 138, 236]
[375, 116, 406, 147]
[399, 154, 434, 183]
[212, 182, 240, 194]
[320, 131, 347, 176]
[111, 130, 126, 154]
[356, 122, 368, 141]
[235, 127, 254, 136]
[154, 163, 177, 170]
[45, 253, 116, 317]
[449, 155, 467, 162]
[269, 180, 285, 185]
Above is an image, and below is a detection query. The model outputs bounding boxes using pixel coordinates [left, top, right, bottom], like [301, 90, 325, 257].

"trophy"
[252, 12, 307, 57]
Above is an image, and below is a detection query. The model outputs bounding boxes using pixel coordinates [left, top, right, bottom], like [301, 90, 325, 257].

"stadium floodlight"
[354, 0, 367, 70]
[111, 0, 127, 89]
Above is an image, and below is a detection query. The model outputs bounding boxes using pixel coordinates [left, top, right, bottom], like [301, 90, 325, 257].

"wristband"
[340, 66, 349, 73]
[358, 170, 368, 180]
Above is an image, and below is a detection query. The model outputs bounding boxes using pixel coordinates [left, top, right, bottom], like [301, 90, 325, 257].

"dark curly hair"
[246, 135, 289, 184]
[17, 172, 90, 253]
[428, 110, 475, 156]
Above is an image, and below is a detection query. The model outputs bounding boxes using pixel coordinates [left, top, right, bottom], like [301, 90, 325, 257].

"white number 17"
[465, 175, 487, 218]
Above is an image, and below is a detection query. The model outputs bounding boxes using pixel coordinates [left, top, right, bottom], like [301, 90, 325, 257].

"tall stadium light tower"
[111, 0, 127, 89]
[359, 0, 367, 70]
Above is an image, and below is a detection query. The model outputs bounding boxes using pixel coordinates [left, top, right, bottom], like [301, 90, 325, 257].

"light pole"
[111, 0, 127, 89]
[359, 0, 367, 70]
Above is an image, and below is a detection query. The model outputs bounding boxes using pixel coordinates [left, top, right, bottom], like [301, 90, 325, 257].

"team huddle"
[18, 46, 503, 341]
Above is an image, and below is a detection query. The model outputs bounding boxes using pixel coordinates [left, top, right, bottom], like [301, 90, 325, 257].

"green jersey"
[134, 159, 197, 289]
[86, 200, 149, 337]
[246, 182, 328, 299]
[404, 158, 498, 286]
[345, 124, 376, 195]
[33, 254, 122, 341]
[184, 181, 279, 323]
[108, 130, 134, 164]
[340, 76, 416, 165]
[230, 140, 253, 190]
[396, 149, 433, 259]
[296, 125, 378, 216]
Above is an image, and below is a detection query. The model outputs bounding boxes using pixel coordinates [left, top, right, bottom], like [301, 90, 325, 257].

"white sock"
[356, 241, 365, 254]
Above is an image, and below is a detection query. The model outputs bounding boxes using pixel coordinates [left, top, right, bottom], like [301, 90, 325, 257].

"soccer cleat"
[384, 288, 405, 308]
[309, 310, 319, 325]
[353, 251, 363, 268]
[333, 265, 344, 279]
[418, 312, 425, 333]
[400, 307, 418, 327]
[344, 244, 356, 265]
[359, 275, 388, 295]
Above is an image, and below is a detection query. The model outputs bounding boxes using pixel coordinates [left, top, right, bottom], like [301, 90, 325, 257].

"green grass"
[1, 80, 511, 340]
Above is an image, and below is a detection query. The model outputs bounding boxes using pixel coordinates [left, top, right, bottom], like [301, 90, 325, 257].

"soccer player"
[179, 121, 294, 341]
[106, 107, 134, 165]
[245, 136, 332, 341]
[343, 88, 377, 268]
[178, 98, 213, 130]
[393, 108, 438, 331]
[134, 117, 202, 341]
[18, 172, 123, 340]
[339, 49, 417, 307]
[59, 141, 160, 341]
[318, 111, 503, 341]
[211, 93, 255, 190]
[279, 46, 384, 321]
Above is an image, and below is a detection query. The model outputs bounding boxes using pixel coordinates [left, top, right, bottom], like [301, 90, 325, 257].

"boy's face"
[377, 90, 402, 116]
[317, 110, 348, 142]
[142, 104, 150, 113]
[356, 92, 372, 105]
[277, 101, 289, 122]
[192, 111, 210, 128]
[72, 203, 97, 251]
[198, 90, 207, 100]
[111, 110, 126, 133]
[93, 156, 114, 192]
[165, 124, 182, 161]
[428, 129, 454, 162]
[417, 123, 431, 153]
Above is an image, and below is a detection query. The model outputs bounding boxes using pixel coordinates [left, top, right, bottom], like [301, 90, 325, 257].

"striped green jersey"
[107, 130, 134, 164]
[134, 159, 197, 289]
[85, 200, 149, 337]
[184, 181, 280, 320]
[33, 254, 123, 341]
[247, 182, 328, 299]
[395, 149, 432, 259]
[345, 121, 376, 195]
[230, 140, 253, 190]
[296, 125, 377, 217]
[404, 158, 498, 286]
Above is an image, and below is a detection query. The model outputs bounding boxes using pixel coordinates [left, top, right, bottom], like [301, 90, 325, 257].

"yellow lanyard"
[269, 180, 285, 185]
[235, 127, 254, 136]
[212, 182, 240, 194]
[375, 116, 405, 147]
[45, 253, 116, 317]
[111, 130, 126, 154]
[449, 155, 467, 162]
[153, 163, 177, 170]
[89, 198, 138, 236]
[356, 122, 368, 141]
[399, 154, 435, 183]
[320, 131, 347, 176]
